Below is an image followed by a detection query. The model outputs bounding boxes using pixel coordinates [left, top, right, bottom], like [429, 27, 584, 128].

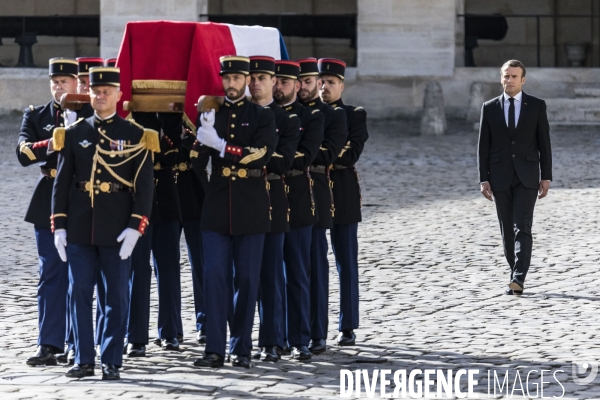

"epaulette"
[141, 129, 160, 153]
[354, 106, 365, 112]
[312, 109, 320, 114]
[289, 114, 298, 118]
[52, 127, 66, 152]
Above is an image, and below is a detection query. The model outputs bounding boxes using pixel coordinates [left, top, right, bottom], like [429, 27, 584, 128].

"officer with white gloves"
[51, 66, 156, 380]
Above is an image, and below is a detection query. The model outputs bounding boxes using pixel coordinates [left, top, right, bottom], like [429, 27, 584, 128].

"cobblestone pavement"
[0, 113, 599, 399]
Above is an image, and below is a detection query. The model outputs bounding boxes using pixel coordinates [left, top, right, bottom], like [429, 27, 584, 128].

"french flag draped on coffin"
[115, 20, 289, 125]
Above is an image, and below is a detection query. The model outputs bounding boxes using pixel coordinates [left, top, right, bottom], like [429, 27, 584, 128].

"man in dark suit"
[478, 59, 552, 296]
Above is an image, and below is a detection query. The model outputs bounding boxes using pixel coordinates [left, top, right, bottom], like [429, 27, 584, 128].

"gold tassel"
[141, 129, 160, 153]
[52, 127, 66, 151]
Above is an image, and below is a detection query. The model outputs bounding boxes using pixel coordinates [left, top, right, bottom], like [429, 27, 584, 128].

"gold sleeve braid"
[239, 146, 267, 165]
[19, 142, 37, 161]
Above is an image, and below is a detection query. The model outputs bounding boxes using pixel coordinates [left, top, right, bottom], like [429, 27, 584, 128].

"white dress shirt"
[503, 91, 522, 128]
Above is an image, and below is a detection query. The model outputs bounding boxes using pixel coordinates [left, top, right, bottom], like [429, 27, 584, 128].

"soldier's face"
[222, 73, 250, 100]
[50, 76, 78, 103]
[250, 73, 276, 102]
[78, 76, 90, 94]
[320, 76, 344, 103]
[274, 77, 300, 105]
[298, 76, 319, 102]
[90, 85, 122, 116]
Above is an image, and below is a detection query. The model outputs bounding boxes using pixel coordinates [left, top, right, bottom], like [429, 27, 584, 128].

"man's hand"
[47, 138, 55, 153]
[54, 229, 67, 262]
[538, 180, 550, 199]
[201, 109, 215, 129]
[480, 182, 493, 201]
[197, 126, 225, 152]
[117, 228, 141, 260]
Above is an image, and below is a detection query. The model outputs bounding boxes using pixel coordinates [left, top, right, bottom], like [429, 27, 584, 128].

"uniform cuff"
[51, 214, 67, 233]
[129, 214, 149, 235]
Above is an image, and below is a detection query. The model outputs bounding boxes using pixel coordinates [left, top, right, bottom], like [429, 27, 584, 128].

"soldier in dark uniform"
[51, 67, 156, 380]
[177, 119, 208, 345]
[248, 56, 300, 362]
[274, 60, 324, 360]
[58, 56, 104, 366]
[17, 58, 91, 367]
[296, 58, 348, 355]
[125, 112, 184, 356]
[319, 58, 368, 346]
[191, 55, 277, 369]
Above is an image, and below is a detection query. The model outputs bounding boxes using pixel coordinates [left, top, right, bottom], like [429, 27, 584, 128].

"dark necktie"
[508, 97, 515, 134]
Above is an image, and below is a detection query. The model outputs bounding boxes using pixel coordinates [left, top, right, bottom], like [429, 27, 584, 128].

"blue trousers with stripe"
[181, 220, 205, 333]
[67, 244, 130, 366]
[257, 232, 285, 348]
[283, 226, 312, 347]
[34, 227, 68, 351]
[202, 231, 264, 358]
[309, 226, 330, 340]
[330, 223, 360, 331]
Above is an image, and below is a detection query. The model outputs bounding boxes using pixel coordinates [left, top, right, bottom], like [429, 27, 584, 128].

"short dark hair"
[501, 60, 526, 77]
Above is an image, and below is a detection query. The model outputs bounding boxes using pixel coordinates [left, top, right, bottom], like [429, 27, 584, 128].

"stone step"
[545, 98, 600, 122]
[574, 88, 600, 98]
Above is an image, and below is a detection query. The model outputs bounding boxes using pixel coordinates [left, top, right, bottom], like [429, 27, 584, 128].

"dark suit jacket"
[478, 92, 552, 191]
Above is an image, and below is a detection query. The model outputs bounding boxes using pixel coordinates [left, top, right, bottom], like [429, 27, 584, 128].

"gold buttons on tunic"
[231, 124, 235, 128]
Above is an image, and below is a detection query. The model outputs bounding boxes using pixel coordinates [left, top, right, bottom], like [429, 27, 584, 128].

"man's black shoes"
[308, 339, 326, 354]
[196, 330, 206, 344]
[126, 343, 146, 357]
[101, 363, 120, 380]
[259, 346, 280, 362]
[337, 330, 356, 346]
[291, 346, 312, 361]
[193, 353, 224, 368]
[231, 354, 251, 368]
[505, 288, 523, 296]
[26, 345, 57, 366]
[161, 338, 180, 351]
[65, 364, 95, 378]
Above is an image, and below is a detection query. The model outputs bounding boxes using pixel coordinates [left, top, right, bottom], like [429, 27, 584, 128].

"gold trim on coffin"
[132, 80, 187, 91]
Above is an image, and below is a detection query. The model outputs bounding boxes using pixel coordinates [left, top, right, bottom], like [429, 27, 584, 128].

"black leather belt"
[76, 181, 132, 193]
[41, 167, 57, 178]
[212, 166, 263, 178]
[309, 165, 327, 174]
[332, 164, 350, 170]
[285, 169, 305, 178]
[266, 173, 281, 181]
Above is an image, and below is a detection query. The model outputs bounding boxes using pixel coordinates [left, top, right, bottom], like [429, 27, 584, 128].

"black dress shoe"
[337, 329, 356, 346]
[101, 363, 120, 380]
[177, 334, 184, 343]
[65, 364, 95, 378]
[509, 279, 524, 291]
[153, 337, 161, 346]
[196, 330, 206, 344]
[161, 338, 180, 351]
[291, 346, 312, 361]
[56, 352, 68, 364]
[26, 345, 57, 366]
[308, 339, 326, 354]
[126, 343, 146, 357]
[260, 346, 281, 362]
[505, 288, 523, 296]
[281, 346, 292, 355]
[230, 354, 251, 368]
[193, 352, 224, 368]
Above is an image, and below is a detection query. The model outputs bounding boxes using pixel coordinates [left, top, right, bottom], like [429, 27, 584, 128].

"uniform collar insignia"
[53, 102, 60, 109]
[330, 103, 337, 107]
[284, 106, 293, 111]
[308, 101, 316, 107]
[79, 140, 92, 148]
[43, 124, 55, 131]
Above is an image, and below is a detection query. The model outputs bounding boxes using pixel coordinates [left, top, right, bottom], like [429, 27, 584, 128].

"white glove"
[201, 109, 215, 129]
[54, 229, 67, 262]
[117, 228, 141, 260]
[197, 126, 226, 153]
[64, 109, 77, 126]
